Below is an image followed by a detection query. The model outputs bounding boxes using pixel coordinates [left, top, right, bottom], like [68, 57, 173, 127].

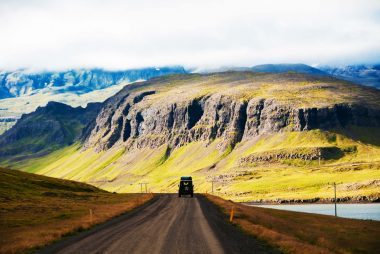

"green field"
[4, 128, 379, 202]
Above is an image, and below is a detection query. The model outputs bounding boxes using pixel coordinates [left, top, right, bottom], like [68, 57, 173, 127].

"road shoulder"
[198, 195, 280, 254]
[37, 194, 159, 254]
[205, 194, 380, 254]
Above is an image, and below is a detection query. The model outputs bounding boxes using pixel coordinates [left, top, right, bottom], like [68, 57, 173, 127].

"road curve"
[40, 194, 278, 254]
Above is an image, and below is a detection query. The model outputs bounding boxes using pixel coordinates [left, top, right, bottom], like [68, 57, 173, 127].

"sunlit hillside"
[2, 72, 379, 202]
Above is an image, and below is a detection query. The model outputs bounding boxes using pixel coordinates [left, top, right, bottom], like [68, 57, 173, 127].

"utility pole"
[318, 151, 321, 166]
[139, 183, 148, 193]
[211, 179, 217, 194]
[334, 182, 337, 217]
[208, 178, 217, 194]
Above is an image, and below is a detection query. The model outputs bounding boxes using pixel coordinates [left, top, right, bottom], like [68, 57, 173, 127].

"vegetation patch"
[206, 194, 380, 254]
[239, 146, 345, 165]
[3, 128, 379, 202]
[0, 168, 154, 254]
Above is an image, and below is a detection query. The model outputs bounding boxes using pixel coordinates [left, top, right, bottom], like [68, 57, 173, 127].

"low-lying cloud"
[0, 0, 379, 71]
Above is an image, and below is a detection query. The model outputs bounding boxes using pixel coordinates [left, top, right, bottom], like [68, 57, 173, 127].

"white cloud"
[0, 0, 379, 70]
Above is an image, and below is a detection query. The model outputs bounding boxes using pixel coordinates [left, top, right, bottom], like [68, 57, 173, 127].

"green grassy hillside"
[0, 167, 153, 253]
[0, 101, 100, 159]
[6, 128, 380, 202]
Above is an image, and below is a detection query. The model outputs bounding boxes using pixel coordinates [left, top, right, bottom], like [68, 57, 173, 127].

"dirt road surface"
[40, 194, 278, 254]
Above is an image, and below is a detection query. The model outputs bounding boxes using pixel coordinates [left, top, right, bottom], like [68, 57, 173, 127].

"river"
[250, 203, 380, 221]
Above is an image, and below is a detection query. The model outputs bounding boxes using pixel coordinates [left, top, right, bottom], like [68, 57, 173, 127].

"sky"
[0, 0, 380, 71]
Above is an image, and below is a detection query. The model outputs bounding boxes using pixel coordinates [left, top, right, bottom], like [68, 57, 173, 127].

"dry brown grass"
[205, 194, 380, 254]
[0, 168, 154, 254]
[1, 195, 153, 254]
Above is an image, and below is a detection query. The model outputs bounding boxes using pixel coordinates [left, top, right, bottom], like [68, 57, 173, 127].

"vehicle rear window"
[180, 181, 192, 186]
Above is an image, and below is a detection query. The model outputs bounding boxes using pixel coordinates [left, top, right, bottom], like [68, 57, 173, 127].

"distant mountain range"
[0, 67, 187, 99]
[0, 64, 379, 135]
[319, 64, 380, 89]
[250, 64, 326, 75]
[1, 64, 378, 101]
[2, 64, 379, 101]
[196, 63, 380, 89]
[0, 66, 187, 134]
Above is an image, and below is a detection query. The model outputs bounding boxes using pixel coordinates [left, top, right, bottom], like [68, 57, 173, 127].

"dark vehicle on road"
[178, 176, 194, 197]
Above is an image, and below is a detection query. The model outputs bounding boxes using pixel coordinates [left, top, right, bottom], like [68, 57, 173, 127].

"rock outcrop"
[239, 147, 345, 165]
[83, 83, 380, 153]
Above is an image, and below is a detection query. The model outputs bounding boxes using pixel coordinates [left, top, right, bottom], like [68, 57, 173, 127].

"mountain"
[0, 66, 187, 134]
[320, 65, 380, 89]
[0, 101, 101, 158]
[250, 64, 326, 75]
[83, 72, 379, 152]
[0, 67, 187, 99]
[1, 72, 380, 202]
[194, 64, 326, 75]
[197, 63, 380, 89]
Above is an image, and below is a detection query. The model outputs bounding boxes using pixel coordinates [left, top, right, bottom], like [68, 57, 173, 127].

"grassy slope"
[2, 72, 380, 201]
[8, 128, 380, 202]
[0, 167, 153, 254]
[0, 115, 84, 159]
[123, 72, 379, 110]
[206, 194, 380, 254]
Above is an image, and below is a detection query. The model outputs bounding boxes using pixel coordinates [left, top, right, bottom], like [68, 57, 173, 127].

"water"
[250, 203, 380, 221]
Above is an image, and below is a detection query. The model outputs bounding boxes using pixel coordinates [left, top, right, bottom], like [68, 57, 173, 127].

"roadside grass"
[205, 194, 380, 254]
[0, 168, 154, 254]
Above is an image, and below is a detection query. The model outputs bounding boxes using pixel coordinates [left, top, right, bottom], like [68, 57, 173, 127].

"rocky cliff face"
[83, 73, 380, 153]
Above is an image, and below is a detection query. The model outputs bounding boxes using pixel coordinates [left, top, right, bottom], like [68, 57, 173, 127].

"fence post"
[89, 208, 93, 223]
[230, 206, 234, 222]
[334, 182, 337, 217]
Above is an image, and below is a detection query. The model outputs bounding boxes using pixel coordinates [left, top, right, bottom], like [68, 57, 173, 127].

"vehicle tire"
[178, 193, 181, 197]
[191, 193, 193, 198]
